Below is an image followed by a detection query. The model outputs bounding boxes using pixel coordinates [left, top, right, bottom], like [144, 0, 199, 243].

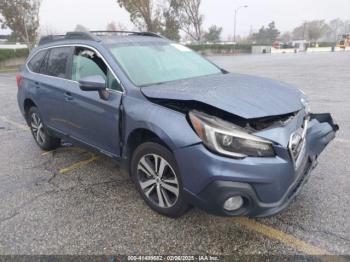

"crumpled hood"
[141, 73, 304, 119]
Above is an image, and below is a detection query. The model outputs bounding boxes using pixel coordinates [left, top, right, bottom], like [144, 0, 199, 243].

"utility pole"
[302, 21, 307, 40]
[233, 5, 248, 53]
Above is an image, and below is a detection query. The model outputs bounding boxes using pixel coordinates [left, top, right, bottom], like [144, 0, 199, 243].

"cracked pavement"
[0, 52, 349, 255]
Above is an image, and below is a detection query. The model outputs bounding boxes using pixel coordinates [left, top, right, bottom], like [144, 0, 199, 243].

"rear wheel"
[131, 142, 189, 218]
[28, 107, 61, 151]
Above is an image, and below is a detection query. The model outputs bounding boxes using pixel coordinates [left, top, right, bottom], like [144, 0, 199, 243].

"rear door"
[34, 46, 75, 134]
[62, 46, 123, 157]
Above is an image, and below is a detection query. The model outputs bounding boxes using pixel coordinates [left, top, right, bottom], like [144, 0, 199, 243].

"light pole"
[233, 5, 248, 47]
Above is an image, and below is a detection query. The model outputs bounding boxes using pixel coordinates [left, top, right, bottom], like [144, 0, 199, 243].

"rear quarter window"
[28, 50, 48, 73]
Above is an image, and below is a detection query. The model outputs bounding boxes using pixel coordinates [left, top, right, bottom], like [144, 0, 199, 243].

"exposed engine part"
[149, 98, 297, 132]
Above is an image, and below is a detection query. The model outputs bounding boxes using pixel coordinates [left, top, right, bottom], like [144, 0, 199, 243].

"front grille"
[286, 159, 312, 200]
[289, 116, 309, 168]
[290, 134, 305, 162]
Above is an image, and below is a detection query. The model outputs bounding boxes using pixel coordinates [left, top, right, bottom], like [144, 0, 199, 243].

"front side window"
[109, 42, 222, 86]
[45, 47, 72, 79]
[28, 50, 48, 73]
[71, 47, 122, 91]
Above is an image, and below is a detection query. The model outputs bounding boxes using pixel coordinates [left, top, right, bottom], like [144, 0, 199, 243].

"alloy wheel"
[30, 112, 46, 145]
[137, 154, 179, 208]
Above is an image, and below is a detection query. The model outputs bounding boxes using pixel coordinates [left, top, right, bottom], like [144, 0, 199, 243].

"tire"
[131, 142, 189, 218]
[28, 107, 61, 151]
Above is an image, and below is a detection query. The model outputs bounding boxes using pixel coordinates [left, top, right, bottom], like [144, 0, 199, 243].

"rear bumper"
[17, 89, 25, 117]
[176, 113, 338, 217]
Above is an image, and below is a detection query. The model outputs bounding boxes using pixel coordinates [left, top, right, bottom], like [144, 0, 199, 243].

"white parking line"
[0, 116, 28, 131]
[335, 138, 350, 144]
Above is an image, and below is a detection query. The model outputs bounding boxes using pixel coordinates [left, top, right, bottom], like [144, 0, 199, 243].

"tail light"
[16, 73, 23, 88]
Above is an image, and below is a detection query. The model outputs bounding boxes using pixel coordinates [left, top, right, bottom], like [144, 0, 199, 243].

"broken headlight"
[189, 110, 275, 158]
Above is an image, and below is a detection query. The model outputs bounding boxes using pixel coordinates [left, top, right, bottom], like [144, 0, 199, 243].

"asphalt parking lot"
[0, 52, 349, 257]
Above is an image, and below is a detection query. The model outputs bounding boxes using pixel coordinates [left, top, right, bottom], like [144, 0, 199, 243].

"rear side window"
[28, 50, 47, 73]
[45, 47, 72, 79]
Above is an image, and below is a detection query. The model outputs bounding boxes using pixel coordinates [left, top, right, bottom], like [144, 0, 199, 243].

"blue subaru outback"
[17, 31, 338, 217]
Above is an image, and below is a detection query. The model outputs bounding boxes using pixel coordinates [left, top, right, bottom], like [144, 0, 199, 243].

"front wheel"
[28, 107, 61, 151]
[131, 142, 189, 218]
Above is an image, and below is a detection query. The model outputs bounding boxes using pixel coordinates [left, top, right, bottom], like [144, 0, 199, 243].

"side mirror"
[79, 75, 109, 100]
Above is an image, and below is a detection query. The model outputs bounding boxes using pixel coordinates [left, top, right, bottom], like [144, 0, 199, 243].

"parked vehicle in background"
[17, 31, 338, 217]
[337, 34, 350, 49]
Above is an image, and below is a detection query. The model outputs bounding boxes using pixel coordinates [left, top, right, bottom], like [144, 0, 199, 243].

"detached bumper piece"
[310, 113, 339, 132]
[307, 113, 339, 157]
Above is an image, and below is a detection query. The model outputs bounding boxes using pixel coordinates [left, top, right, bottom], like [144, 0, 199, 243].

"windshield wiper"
[139, 81, 168, 88]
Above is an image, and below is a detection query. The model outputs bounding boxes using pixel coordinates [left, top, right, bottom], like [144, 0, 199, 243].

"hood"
[141, 73, 304, 119]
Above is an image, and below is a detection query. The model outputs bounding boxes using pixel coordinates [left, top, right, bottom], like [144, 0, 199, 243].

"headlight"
[189, 110, 275, 158]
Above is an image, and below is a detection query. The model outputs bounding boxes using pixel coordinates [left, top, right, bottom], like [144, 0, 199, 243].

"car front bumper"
[174, 113, 338, 217]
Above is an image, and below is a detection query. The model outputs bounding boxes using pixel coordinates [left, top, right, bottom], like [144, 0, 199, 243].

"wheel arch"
[123, 127, 174, 174]
[23, 99, 37, 124]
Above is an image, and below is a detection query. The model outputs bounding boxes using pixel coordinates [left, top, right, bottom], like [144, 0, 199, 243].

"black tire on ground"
[131, 142, 190, 218]
[27, 107, 61, 151]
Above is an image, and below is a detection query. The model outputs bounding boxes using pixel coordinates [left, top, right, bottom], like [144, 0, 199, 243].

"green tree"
[117, 0, 204, 41]
[292, 20, 329, 41]
[116, 0, 161, 32]
[160, 0, 182, 41]
[252, 21, 280, 45]
[292, 22, 307, 40]
[179, 0, 203, 41]
[326, 18, 344, 42]
[0, 0, 42, 45]
[280, 31, 292, 43]
[203, 25, 222, 43]
[307, 20, 329, 41]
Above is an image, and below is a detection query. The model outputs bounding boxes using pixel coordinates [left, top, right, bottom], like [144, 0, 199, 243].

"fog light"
[223, 196, 243, 211]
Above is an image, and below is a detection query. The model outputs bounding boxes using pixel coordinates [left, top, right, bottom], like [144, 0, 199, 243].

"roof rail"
[89, 30, 165, 38]
[38, 30, 165, 46]
[38, 31, 99, 46]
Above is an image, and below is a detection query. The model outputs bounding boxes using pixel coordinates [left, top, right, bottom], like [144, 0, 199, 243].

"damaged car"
[17, 31, 339, 217]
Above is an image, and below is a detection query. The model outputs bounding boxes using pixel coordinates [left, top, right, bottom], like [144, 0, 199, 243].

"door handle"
[34, 82, 40, 88]
[64, 92, 74, 101]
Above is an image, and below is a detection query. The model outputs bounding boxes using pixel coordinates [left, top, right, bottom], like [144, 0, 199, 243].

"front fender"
[122, 96, 200, 152]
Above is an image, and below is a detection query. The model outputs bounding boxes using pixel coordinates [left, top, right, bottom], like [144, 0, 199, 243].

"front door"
[63, 46, 123, 157]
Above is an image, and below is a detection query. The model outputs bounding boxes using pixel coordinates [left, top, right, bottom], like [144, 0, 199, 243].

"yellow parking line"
[41, 147, 86, 156]
[0, 68, 18, 73]
[41, 150, 57, 156]
[0, 116, 28, 131]
[58, 155, 100, 174]
[234, 217, 332, 255]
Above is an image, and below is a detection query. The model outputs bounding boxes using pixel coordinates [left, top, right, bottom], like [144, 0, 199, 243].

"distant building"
[292, 40, 309, 52]
[251, 45, 272, 54]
